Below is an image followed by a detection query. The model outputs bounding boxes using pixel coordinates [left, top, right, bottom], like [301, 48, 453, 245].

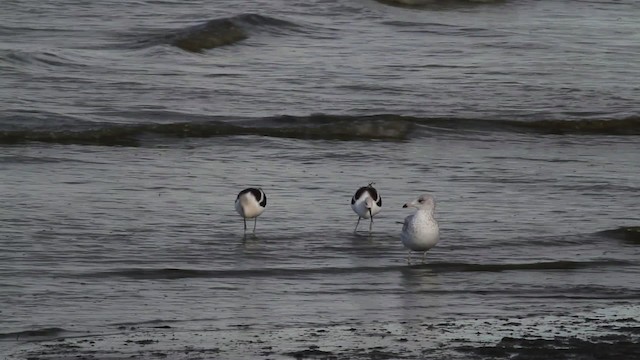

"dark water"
[1, 0, 639, 359]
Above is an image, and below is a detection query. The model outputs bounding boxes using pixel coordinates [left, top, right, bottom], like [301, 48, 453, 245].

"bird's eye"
[418, 199, 424, 203]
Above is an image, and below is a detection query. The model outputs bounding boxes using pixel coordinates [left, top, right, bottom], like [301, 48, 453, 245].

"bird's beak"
[403, 200, 417, 208]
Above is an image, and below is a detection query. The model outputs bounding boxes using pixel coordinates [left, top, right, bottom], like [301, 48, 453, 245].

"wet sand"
[6, 305, 639, 359]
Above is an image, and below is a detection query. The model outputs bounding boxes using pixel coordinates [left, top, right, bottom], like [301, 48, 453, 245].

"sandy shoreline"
[4, 305, 639, 360]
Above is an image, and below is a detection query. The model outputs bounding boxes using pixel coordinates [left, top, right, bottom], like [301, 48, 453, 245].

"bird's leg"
[368, 209, 373, 232]
[253, 217, 257, 233]
[407, 251, 412, 264]
[354, 217, 361, 233]
[243, 218, 247, 232]
[422, 251, 427, 264]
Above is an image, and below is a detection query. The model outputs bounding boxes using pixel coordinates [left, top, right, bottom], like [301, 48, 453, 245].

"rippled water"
[1, 0, 639, 359]
[2, 0, 640, 130]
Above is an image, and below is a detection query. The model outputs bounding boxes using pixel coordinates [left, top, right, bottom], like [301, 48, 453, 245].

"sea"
[1, 0, 639, 359]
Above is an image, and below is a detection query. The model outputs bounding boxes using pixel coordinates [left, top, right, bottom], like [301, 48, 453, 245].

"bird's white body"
[401, 210, 439, 251]
[235, 188, 266, 232]
[401, 194, 439, 262]
[351, 195, 381, 219]
[351, 184, 382, 232]
[235, 194, 265, 219]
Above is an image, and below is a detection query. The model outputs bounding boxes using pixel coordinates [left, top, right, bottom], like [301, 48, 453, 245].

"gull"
[401, 193, 439, 263]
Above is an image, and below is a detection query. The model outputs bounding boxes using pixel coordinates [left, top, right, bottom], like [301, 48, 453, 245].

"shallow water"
[1, 0, 640, 359]
[2, 134, 639, 358]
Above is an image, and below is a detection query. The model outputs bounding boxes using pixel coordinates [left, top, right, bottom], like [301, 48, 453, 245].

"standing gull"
[401, 193, 439, 263]
[235, 188, 267, 233]
[351, 183, 382, 232]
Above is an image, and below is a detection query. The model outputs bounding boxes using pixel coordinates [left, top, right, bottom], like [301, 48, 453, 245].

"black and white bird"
[235, 188, 267, 232]
[350, 183, 382, 232]
[401, 193, 439, 263]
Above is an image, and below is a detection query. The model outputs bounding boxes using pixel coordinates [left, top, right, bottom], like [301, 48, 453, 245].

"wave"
[0, 327, 66, 340]
[597, 226, 640, 244]
[1, 114, 639, 146]
[0, 115, 412, 146]
[376, 0, 506, 8]
[0, 48, 90, 72]
[409, 115, 640, 135]
[135, 14, 300, 52]
[80, 260, 630, 280]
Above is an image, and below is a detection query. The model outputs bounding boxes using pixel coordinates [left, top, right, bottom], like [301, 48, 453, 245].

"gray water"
[1, 0, 639, 359]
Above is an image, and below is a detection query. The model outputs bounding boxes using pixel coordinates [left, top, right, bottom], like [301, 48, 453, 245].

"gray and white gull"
[401, 193, 439, 263]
